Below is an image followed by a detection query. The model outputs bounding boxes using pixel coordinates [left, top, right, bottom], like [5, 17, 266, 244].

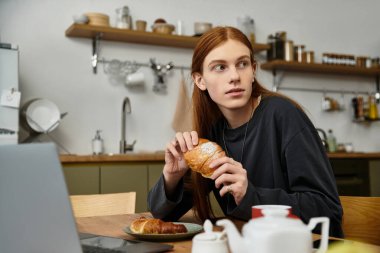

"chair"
[339, 196, 380, 245]
[70, 192, 136, 218]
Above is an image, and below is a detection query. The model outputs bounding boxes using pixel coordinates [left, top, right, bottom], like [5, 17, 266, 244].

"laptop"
[0, 143, 173, 253]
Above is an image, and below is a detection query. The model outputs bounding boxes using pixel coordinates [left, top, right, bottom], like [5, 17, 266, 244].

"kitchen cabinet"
[330, 159, 370, 196]
[147, 163, 164, 190]
[62, 162, 164, 213]
[63, 164, 100, 194]
[101, 163, 148, 213]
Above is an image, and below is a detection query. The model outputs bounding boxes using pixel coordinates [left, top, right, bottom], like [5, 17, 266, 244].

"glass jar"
[237, 16, 255, 43]
[115, 6, 132, 29]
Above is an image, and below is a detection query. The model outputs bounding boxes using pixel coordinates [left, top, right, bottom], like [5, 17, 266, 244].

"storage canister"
[294, 45, 305, 63]
[274, 31, 286, 60]
[284, 40, 294, 61]
[266, 34, 276, 61]
[305, 51, 314, 63]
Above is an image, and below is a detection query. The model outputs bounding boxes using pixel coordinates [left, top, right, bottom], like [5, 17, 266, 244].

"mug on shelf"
[125, 72, 145, 87]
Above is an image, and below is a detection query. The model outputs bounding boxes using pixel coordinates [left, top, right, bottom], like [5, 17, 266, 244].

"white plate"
[25, 99, 60, 133]
[124, 222, 203, 241]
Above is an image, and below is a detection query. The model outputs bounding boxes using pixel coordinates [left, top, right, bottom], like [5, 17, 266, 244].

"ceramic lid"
[193, 219, 222, 241]
[247, 209, 306, 231]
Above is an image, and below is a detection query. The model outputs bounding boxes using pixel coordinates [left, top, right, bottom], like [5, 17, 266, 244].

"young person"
[148, 26, 343, 237]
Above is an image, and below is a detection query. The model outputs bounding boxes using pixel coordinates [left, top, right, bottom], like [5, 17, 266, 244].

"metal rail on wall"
[90, 33, 190, 74]
[271, 68, 380, 100]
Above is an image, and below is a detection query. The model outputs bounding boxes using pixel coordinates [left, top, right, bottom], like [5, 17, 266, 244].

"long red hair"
[189, 26, 301, 221]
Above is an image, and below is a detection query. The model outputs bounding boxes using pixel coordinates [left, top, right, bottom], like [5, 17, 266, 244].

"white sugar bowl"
[192, 220, 229, 253]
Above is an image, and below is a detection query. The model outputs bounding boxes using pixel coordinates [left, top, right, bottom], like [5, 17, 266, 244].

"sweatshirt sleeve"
[147, 174, 193, 221]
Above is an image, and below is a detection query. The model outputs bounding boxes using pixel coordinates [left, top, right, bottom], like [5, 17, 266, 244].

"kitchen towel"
[171, 75, 192, 132]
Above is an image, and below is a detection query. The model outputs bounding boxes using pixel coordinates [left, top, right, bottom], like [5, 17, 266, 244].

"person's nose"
[229, 66, 240, 84]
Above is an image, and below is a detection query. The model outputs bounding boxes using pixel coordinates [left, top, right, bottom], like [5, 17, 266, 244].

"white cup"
[125, 72, 145, 86]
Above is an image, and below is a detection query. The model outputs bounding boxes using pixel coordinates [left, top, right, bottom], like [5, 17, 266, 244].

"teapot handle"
[307, 217, 330, 253]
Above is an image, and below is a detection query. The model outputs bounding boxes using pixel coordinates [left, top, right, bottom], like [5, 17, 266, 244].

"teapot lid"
[248, 209, 305, 230]
[193, 219, 222, 241]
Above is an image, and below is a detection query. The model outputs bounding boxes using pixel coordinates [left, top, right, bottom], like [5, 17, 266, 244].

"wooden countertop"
[60, 152, 380, 164]
[60, 152, 165, 164]
[328, 152, 380, 159]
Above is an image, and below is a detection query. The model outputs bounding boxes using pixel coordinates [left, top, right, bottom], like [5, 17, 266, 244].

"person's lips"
[226, 88, 245, 95]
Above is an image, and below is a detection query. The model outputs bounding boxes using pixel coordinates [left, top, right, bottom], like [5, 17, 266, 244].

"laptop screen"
[0, 143, 173, 253]
[0, 143, 83, 253]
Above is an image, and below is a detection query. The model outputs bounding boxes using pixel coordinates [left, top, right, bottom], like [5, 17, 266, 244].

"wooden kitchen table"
[76, 213, 380, 253]
[76, 212, 200, 253]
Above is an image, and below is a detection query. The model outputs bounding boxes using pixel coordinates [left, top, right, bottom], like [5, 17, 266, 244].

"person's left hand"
[209, 157, 248, 205]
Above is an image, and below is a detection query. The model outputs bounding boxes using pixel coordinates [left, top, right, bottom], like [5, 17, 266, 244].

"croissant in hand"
[130, 217, 187, 234]
[184, 138, 226, 178]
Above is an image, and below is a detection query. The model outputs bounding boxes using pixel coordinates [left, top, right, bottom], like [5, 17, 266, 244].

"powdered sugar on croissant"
[184, 138, 226, 178]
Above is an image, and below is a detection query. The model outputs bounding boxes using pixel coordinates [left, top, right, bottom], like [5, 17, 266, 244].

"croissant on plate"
[130, 217, 187, 234]
[184, 138, 226, 178]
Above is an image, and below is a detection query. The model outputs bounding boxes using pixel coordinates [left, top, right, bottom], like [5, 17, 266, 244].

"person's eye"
[212, 64, 226, 72]
[237, 60, 250, 69]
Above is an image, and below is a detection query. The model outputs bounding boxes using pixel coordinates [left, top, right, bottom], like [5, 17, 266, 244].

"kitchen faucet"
[120, 97, 136, 153]
[316, 128, 329, 152]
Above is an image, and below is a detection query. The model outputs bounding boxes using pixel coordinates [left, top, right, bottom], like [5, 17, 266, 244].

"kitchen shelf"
[65, 23, 270, 53]
[261, 60, 380, 95]
[261, 60, 380, 77]
[353, 117, 380, 123]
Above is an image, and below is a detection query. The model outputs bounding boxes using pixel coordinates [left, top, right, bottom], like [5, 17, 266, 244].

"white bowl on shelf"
[73, 14, 89, 24]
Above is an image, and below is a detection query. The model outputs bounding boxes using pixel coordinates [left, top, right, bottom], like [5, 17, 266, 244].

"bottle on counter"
[327, 129, 337, 153]
[368, 95, 379, 120]
[92, 130, 104, 155]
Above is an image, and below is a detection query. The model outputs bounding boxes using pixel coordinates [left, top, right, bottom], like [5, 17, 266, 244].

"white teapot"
[216, 208, 330, 253]
[192, 219, 229, 253]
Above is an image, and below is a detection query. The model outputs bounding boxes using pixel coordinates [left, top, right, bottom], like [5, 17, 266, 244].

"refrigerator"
[0, 45, 20, 144]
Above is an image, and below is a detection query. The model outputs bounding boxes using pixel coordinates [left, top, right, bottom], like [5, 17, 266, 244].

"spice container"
[304, 51, 314, 63]
[294, 45, 305, 63]
[356, 56, 368, 68]
[371, 57, 380, 68]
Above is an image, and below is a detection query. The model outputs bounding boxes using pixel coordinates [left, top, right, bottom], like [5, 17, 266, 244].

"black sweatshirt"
[148, 96, 343, 238]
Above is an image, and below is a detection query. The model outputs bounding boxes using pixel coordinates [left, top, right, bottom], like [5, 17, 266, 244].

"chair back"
[340, 196, 380, 245]
[70, 192, 136, 217]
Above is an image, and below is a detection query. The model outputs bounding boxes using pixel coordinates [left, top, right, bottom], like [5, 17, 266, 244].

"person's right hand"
[163, 131, 199, 190]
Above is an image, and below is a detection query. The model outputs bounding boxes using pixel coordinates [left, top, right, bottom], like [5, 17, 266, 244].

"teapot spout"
[216, 219, 247, 253]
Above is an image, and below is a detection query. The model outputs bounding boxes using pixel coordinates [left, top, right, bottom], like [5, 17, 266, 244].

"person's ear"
[192, 72, 207, 91]
[252, 61, 257, 82]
